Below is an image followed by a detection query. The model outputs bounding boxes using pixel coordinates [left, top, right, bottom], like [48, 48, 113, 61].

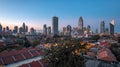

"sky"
[0, 0, 120, 33]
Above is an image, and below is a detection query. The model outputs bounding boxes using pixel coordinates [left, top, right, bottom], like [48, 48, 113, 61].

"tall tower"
[67, 25, 72, 36]
[26, 26, 28, 32]
[95, 28, 98, 34]
[6, 26, 9, 31]
[22, 22, 26, 32]
[43, 24, 47, 35]
[110, 20, 114, 35]
[0, 24, 2, 31]
[13, 26, 18, 33]
[78, 16, 83, 31]
[52, 16, 58, 35]
[100, 21, 105, 34]
[47, 26, 51, 35]
[87, 25, 91, 34]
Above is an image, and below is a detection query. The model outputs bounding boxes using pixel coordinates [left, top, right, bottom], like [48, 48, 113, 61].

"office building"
[47, 26, 51, 35]
[43, 24, 47, 35]
[100, 21, 105, 34]
[110, 20, 115, 35]
[52, 16, 58, 35]
[0, 24, 2, 31]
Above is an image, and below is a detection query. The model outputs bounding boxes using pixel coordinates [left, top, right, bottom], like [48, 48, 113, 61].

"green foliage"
[110, 43, 120, 61]
[44, 39, 86, 67]
[0, 35, 2, 39]
[32, 40, 40, 47]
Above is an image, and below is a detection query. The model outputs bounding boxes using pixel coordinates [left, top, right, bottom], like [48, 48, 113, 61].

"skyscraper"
[67, 25, 72, 36]
[0, 24, 2, 31]
[100, 21, 105, 34]
[87, 25, 91, 34]
[78, 16, 83, 31]
[47, 26, 51, 35]
[19, 27, 24, 34]
[26, 26, 28, 32]
[13, 26, 18, 33]
[6, 26, 9, 31]
[43, 24, 47, 35]
[3, 28, 5, 32]
[52, 16, 58, 36]
[110, 20, 114, 35]
[95, 28, 98, 34]
[22, 22, 26, 33]
[105, 28, 109, 35]
[30, 28, 36, 35]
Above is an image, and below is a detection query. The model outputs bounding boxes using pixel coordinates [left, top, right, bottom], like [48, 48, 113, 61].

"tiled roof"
[0, 47, 44, 65]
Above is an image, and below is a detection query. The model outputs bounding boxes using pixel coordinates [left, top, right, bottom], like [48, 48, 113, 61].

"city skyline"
[0, 0, 120, 32]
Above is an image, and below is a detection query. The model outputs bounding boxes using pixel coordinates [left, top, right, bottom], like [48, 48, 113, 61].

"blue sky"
[0, 0, 120, 33]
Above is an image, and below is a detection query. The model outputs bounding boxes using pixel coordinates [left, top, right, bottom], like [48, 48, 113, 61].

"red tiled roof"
[3, 56, 14, 65]
[97, 47, 117, 62]
[30, 50, 39, 57]
[0, 58, 4, 65]
[14, 54, 25, 62]
[0, 47, 44, 65]
[23, 52, 32, 59]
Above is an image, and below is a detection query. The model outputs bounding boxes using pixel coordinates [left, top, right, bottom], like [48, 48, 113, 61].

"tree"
[23, 38, 31, 48]
[44, 38, 86, 67]
[32, 40, 40, 47]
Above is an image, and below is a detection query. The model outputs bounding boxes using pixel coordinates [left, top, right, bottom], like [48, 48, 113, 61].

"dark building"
[52, 16, 58, 36]
[87, 25, 91, 34]
[19, 27, 24, 34]
[22, 22, 26, 33]
[13, 26, 18, 33]
[110, 20, 114, 35]
[78, 16, 83, 30]
[30, 28, 36, 35]
[95, 28, 98, 34]
[67, 25, 72, 36]
[6, 26, 9, 31]
[100, 21, 105, 34]
[26, 26, 28, 32]
[78, 16, 84, 34]
[43, 24, 47, 35]
[47, 26, 51, 35]
[0, 24, 2, 31]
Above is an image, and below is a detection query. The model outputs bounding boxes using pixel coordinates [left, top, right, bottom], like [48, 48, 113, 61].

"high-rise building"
[100, 21, 105, 34]
[67, 25, 72, 36]
[47, 26, 51, 35]
[95, 28, 98, 34]
[105, 28, 109, 35]
[26, 26, 28, 32]
[87, 25, 91, 34]
[43, 24, 47, 35]
[6, 26, 9, 31]
[0, 24, 2, 31]
[52, 16, 58, 35]
[78, 16, 83, 31]
[13, 26, 18, 33]
[19, 27, 24, 34]
[22, 22, 26, 32]
[110, 20, 114, 35]
[30, 28, 36, 35]
[3, 28, 5, 32]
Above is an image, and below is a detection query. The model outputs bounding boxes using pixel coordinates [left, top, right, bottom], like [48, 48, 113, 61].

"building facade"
[100, 21, 105, 34]
[52, 16, 58, 36]
[110, 20, 114, 35]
